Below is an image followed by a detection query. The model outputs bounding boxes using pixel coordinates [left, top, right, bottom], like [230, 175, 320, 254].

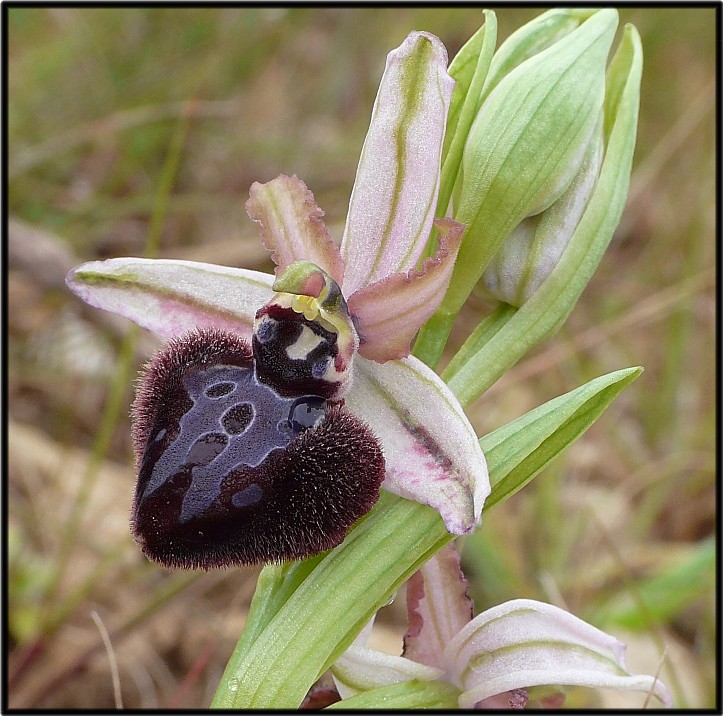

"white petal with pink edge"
[346, 354, 490, 535]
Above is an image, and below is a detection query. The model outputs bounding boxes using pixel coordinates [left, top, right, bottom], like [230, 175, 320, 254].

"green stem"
[411, 309, 456, 369]
[442, 302, 517, 385]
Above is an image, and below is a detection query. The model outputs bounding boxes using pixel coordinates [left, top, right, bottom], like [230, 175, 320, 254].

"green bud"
[415, 8, 622, 368]
[432, 8, 597, 235]
[442, 23, 643, 405]
[483, 8, 598, 95]
[480, 119, 604, 306]
[457, 8, 616, 271]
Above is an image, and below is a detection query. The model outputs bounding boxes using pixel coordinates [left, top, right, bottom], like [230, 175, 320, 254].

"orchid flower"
[65, 32, 490, 567]
[330, 544, 673, 709]
[65, 12, 660, 711]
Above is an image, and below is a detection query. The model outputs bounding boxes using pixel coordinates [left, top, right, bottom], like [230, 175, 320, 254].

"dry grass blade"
[91, 610, 124, 709]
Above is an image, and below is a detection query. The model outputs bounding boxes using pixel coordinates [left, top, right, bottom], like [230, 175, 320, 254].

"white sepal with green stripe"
[341, 31, 453, 295]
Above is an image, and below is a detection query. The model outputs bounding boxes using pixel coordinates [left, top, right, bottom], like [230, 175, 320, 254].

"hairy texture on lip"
[131, 327, 385, 568]
[132, 403, 385, 568]
[131, 327, 253, 465]
[253, 303, 350, 400]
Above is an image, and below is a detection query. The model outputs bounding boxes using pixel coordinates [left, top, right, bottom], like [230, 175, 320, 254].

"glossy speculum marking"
[138, 364, 319, 523]
[253, 302, 345, 399]
[131, 327, 384, 569]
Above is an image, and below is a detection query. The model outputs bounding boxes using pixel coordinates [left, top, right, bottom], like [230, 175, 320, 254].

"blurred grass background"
[6, 6, 716, 709]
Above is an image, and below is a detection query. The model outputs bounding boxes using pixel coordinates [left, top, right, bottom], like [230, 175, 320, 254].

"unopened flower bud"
[439, 18, 643, 404]
[417, 9, 628, 368]
[457, 8, 616, 252]
[481, 121, 604, 306]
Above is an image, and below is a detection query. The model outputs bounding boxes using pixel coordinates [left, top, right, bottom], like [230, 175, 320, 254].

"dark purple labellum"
[131, 327, 384, 569]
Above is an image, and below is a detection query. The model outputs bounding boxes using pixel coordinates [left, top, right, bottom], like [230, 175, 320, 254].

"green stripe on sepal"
[341, 32, 453, 295]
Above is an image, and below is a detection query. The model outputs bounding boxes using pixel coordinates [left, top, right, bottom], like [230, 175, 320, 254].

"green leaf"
[441, 302, 517, 386]
[211, 491, 451, 709]
[435, 10, 497, 227]
[224, 554, 326, 659]
[325, 679, 461, 710]
[481, 367, 642, 509]
[445, 13, 494, 139]
[603, 23, 640, 141]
